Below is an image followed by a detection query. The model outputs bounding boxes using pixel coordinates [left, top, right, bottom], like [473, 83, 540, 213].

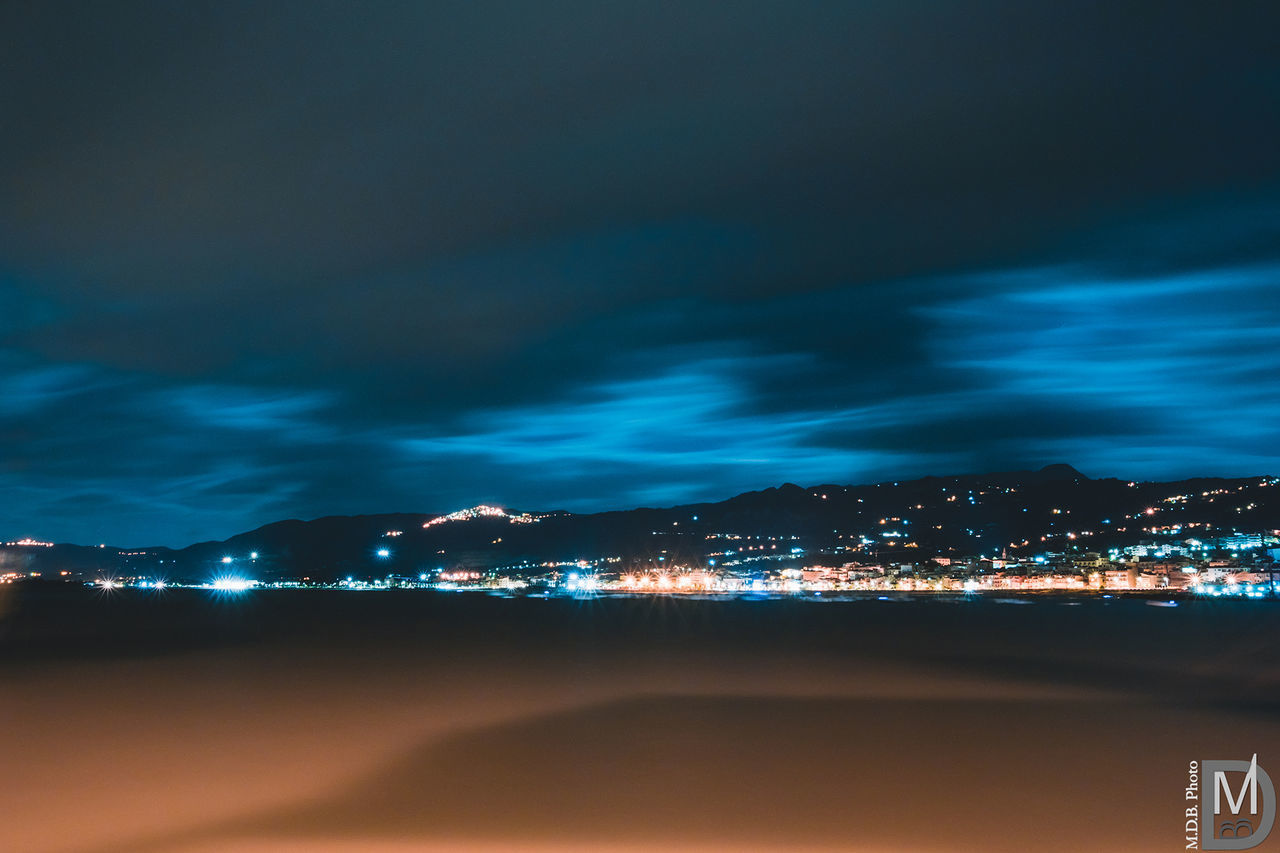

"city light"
[423, 505, 538, 528]
[210, 577, 256, 592]
[17, 472, 1280, 602]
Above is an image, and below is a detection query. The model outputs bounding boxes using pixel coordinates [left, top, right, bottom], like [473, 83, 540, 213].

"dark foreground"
[2, 585, 1278, 852]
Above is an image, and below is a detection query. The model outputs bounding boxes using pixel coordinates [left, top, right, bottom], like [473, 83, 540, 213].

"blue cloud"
[1, 2, 1277, 545]
[919, 262, 1280, 477]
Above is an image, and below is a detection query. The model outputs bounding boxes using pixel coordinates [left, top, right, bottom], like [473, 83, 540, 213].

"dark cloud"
[1, 2, 1278, 544]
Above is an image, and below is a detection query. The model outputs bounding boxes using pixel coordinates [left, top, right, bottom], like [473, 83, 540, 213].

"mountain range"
[5, 465, 1279, 581]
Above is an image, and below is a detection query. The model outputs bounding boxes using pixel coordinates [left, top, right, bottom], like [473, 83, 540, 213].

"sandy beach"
[3, 588, 1277, 852]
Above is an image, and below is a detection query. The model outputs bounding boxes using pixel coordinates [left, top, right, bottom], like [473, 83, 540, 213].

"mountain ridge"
[6, 465, 1277, 580]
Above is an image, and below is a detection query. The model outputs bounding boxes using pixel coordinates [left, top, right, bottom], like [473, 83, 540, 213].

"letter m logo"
[1216, 755, 1259, 817]
[1204, 755, 1277, 851]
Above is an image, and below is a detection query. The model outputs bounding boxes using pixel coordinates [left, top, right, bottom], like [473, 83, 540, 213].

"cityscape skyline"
[7, 465, 1278, 584]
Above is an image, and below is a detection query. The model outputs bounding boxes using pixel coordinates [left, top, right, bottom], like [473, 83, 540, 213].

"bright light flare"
[210, 577, 256, 592]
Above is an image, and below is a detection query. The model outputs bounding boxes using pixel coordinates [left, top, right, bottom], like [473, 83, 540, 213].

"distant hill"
[6, 465, 1278, 581]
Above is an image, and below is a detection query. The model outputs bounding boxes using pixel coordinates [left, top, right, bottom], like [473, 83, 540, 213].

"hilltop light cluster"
[422, 505, 539, 528]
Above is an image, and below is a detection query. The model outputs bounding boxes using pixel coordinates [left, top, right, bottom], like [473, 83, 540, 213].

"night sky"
[2, 2, 1278, 547]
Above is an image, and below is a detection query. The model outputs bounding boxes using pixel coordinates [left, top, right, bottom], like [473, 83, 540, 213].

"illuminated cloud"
[0, 2, 1276, 543]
